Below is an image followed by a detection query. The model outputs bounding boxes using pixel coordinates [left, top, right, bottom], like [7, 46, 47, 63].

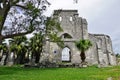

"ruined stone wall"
[88, 34, 117, 66]
[48, 41, 81, 64]
[87, 34, 99, 65]
[40, 9, 116, 66]
[94, 34, 116, 65]
[94, 34, 109, 66]
[53, 10, 88, 40]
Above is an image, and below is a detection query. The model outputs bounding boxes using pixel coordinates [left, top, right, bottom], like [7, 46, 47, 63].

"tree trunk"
[80, 51, 86, 62]
[0, 35, 3, 44]
[35, 53, 40, 63]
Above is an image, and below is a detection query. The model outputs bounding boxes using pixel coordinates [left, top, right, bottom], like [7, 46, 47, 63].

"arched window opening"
[59, 16, 62, 21]
[62, 33, 72, 39]
[61, 47, 71, 62]
[70, 16, 73, 21]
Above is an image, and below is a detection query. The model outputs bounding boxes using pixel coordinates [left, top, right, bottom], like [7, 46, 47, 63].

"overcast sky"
[44, 0, 120, 53]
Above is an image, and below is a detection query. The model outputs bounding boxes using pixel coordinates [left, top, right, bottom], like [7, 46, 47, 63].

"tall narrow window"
[62, 47, 71, 62]
[59, 17, 62, 21]
[70, 16, 73, 21]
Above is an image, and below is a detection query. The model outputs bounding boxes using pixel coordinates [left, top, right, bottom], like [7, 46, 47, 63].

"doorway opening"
[61, 47, 71, 62]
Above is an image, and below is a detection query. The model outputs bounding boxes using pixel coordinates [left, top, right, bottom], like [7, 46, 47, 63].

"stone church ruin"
[40, 10, 117, 66]
[0, 10, 117, 67]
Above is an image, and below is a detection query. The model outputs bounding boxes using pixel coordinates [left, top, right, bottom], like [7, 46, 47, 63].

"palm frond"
[75, 39, 92, 51]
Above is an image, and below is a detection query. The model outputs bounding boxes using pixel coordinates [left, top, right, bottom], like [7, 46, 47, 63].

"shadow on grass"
[0, 66, 22, 75]
[0, 65, 59, 76]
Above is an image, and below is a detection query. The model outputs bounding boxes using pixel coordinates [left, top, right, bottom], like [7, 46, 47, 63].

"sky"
[44, 0, 120, 54]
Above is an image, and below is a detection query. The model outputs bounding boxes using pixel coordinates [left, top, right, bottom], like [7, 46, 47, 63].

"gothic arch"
[61, 46, 71, 62]
[60, 33, 73, 39]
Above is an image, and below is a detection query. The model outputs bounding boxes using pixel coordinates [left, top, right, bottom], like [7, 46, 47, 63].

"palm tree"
[0, 40, 8, 55]
[0, 41, 8, 65]
[75, 39, 92, 63]
[9, 36, 27, 64]
[29, 32, 43, 63]
[27, 17, 64, 64]
[0, 43, 6, 57]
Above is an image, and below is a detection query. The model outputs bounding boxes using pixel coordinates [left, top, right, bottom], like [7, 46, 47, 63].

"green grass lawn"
[0, 65, 120, 80]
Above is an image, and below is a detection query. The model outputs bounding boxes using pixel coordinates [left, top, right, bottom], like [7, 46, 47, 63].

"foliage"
[28, 32, 43, 63]
[9, 36, 27, 53]
[45, 17, 63, 32]
[9, 36, 28, 64]
[116, 53, 120, 58]
[75, 39, 92, 52]
[29, 32, 43, 52]
[45, 17, 64, 48]
[7, 16, 64, 64]
[0, 0, 64, 64]
[0, 66, 120, 80]
[0, 44, 6, 52]
[75, 39, 92, 62]
[0, 0, 50, 42]
[0, 41, 8, 53]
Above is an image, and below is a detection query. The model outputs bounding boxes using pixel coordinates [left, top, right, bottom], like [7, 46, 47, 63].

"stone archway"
[60, 33, 73, 39]
[61, 47, 71, 62]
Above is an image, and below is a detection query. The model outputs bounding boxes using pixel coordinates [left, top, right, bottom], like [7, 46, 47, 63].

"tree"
[29, 32, 43, 63]
[28, 17, 64, 64]
[0, 0, 50, 43]
[0, 40, 8, 65]
[5, 15, 63, 64]
[0, 0, 77, 44]
[0, 41, 8, 60]
[0, 41, 7, 54]
[9, 36, 28, 64]
[116, 53, 120, 58]
[75, 39, 92, 63]
[45, 17, 64, 48]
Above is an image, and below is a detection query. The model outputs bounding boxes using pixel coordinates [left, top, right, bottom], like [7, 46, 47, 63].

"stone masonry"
[40, 10, 117, 66]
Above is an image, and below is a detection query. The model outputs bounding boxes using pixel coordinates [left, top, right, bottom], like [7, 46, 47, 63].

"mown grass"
[0, 65, 120, 80]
